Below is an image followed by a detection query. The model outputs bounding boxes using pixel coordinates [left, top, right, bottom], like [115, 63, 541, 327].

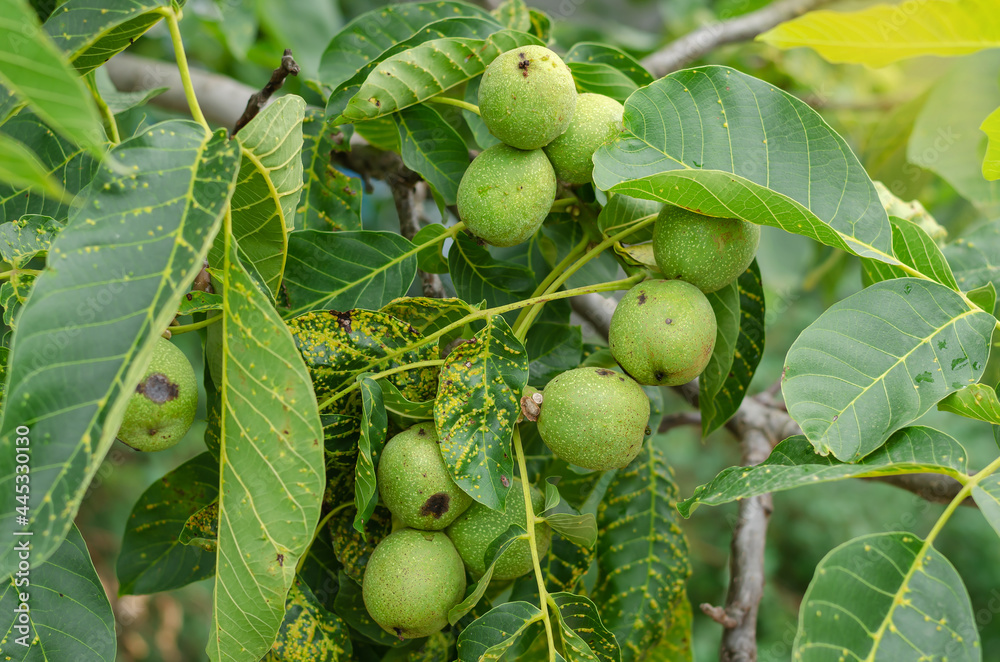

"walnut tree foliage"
[0, 0, 999, 660]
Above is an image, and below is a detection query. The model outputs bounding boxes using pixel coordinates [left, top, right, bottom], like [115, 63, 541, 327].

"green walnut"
[652, 205, 760, 293]
[478, 45, 577, 150]
[446, 478, 550, 581]
[377, 422, 473, 530]
[118, 337, 198, 452]
[536, 367, 649, 470]
[456, 143, 556, 247]
[362, 528, 467, 639]
[543, 93, 623, 184]
[609, 280, 717, 386]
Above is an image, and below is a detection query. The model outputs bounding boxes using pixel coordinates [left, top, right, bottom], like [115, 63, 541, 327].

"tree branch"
[640, 0, 833, 77]
[232, 49, 300, 136]
[388, 174, 447, 299]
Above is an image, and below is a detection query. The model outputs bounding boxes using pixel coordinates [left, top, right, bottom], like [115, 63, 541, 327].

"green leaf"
[967, 281, 996, 314]
[448, 524, 527, 625]
[678, 426, 970, 516]
[527, 9, 550, 41]
[594, 443, 691, 662]
[43, 0, 175, 74]
[758, 0, 1000, 66]
[550, 591, 621, 662]
[972, 473, 1000, 539]
[0, 213, 62, 265]
[117, 452, 219, 594]
[542, 534, 594, 594]
[283, 230, 419, 316]
[339, 29, 543, 123]
[492, 0, 530, 31]
[564, 42, 653, 103]
[0, 0, 104, 156]
[179, 500, 218, 551]
[463, 75, 501, 150]
[286, 308, 438, 404]
[793, 532, 980, 661]
[938, 383, 1000, 424]
[944, 221, 1000, 293]
[297, 108, 361, 232]
[380, 378, 434, 422]
[593, 66, 895, 263]
[177, 289, 223, 316]
[861, 216, 959, 289]
[0, 121, 237, 575]
[699, 261, 765, 435]
[354, 376, 387, 533]
[380, 295, 474, 341]
[909, 53, 1000, 213]
[526, 322, 583, 388]
[270, 578, 352, 661]
[333, 570, 407, 647]
[0, 112, 98, 221]
[316, 1, 494, 93]
[644, 592, 693, 661]
[209, 240, 326, 662]
[413, 223, 451, 274]
[0, 134, 72, 201]
[328, 500, 391, 584]
[541, 511, 597, 549]
[699, 277, 739, 419]
[91, 67, 166, 116]
[0, 524, 115, 660]
[597, 193, 661, 242]
[395, 103, 469, 206]
[435, 315, 528, 510]
[983, 105, 1000, 181]
[448, 232, 535, 309]
[784, 278, 995, 461]
[210, 95, 303, 299]
[324, 16, 504, 121]
[456, 601, 544, 660]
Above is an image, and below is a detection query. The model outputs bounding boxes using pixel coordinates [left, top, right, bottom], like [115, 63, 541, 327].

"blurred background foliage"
[72, 0, 1000, 659]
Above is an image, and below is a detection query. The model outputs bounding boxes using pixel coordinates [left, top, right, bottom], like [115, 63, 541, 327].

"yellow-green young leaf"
[209, 95, 303, 300]
[210, 241, 325, 662]
[434, 315, 528, 510]
[594, 443, 691, 662]
[268, 579, 352, 661]
[679, 427, 969, 517]
[0, 525, 115, 660]
[0, 0, 104, 156]
[783, 278, 995, 461]
[0, 121, 237, 576]
[0, 134, 72, 202]
[793, 532, 979, 660]
[43, 0, 175, 74]
[758, 0, 1000, 67]
[983, 105, 1000, 181]
[938, 383, 1000, 424]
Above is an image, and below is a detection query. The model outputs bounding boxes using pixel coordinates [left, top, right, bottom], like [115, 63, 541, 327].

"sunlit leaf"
[861, 216, 959, 290]
[492, 0, 530, 31]
[972, 472, 1000, 539]
[983, 105, 1000, 181]
[783, 278, 994, 460]
[938, 383, 1000, 424]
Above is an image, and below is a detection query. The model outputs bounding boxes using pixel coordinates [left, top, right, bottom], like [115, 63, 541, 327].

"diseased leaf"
[209, 240, 326, 662]
[178, 500, 219, 552]
[456, 601, 543, 660]
[679, 427, 970, 516]
[550, 591, 621, 662]
[269, 579, 352, 661]
[594, 443, 690, 662]
[542, 534, 594, 594]
[328, 501, 391, 584]
[593, 66, 895, 263]
[0, 525, 115, 660]
[177, 290, 222, 316]
[434, 315, 528, 510]
[209, 95, 304, 299]
[759, 0, 1000, 66]
[0, 121, 237, 575]
[793, 532, 980, 661]
[395, 103, 469, 206]
[448, 232, 535, 310]
[283, 230, 419, 316]
[380, 296, 474, 344]
[699, 261, 765, 435]
[644, 592, 693, 662]
[297, 107, 361, 232]
[354, 376, 387, 533]
[117, 452, 219, 594]
[861, 216, 959, 289]
[0, 213, 62, 265]
[783, 278, 995, 461]
[938, 383, 1000, 424]
[492, 0, 530, 31]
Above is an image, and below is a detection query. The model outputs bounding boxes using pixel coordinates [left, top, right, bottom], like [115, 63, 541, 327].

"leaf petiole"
[424, 95, 481, 116]
[170, 314, 222, 335]
[158, 8, 209, 130]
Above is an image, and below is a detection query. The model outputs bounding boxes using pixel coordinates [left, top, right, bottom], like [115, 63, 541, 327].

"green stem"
[316, 274, 642, 412]
[425, 95, 480, 116]
[548, 197, 579, 214]
[86, 73, 121, 144]
[170, 314, 221, 335]
[296, 502, 353, 574]
[160, 9, 209, 129]
[514, 427, 557, 661]
[801, 249, 843, 292]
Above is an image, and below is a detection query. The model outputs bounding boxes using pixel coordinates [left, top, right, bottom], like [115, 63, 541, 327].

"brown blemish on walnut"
[136, 373, 178, 404]
[637, 292, 647, 305]
[420, 493, 451, 519]
[595, 368, 615, 377]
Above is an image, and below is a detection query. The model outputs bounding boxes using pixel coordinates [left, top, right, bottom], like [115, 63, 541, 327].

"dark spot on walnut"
[394, 627, 404, 641]
[418, 427, 427, 436]
[637, 293, 647, 305]
[518, 56, 530, 77]
[136, 373, 178, 404]
[665, 318, 673, 324]
[420, 493, 451, 518]
[595, 369, 615, 377]
[654, 371, 665, 382]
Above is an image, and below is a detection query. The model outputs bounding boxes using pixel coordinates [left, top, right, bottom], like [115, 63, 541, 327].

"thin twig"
[640, 0, 834, 77]
[388, 174, 447, 299]
[232, 49, 300, 136]
[658, 411, 702, 433]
